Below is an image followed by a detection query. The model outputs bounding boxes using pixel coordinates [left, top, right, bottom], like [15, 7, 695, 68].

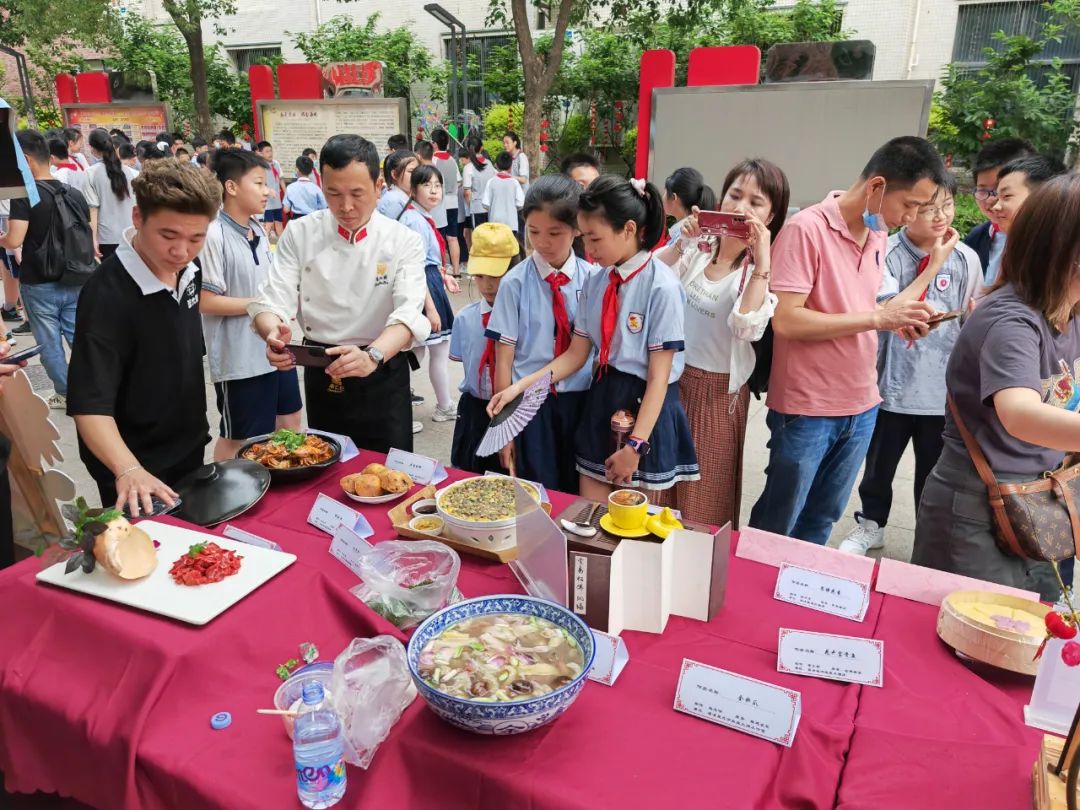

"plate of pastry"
[340, 463, 416, 504]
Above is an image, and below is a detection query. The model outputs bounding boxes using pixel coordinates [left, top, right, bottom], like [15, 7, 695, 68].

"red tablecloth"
[0, 451, 1042, 809]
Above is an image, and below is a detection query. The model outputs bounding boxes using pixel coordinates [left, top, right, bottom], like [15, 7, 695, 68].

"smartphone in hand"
[285, 344, 335, 368]
[697, 211, 751, 241]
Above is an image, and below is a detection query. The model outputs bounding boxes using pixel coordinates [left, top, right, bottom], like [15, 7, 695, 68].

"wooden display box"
[1033, 733, 1080, 809]
[389, 486, 552, 565]
[559, 499, 729, 636]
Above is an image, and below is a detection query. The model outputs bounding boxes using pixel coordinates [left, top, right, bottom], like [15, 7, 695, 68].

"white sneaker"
[838, 515, 885, 556]
[412, 420, 423, 434]
[432, 405, 458, 422]
[47, 393, 67, 410]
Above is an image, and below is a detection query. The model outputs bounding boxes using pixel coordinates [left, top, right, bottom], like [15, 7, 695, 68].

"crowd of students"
[0, 121, 1077, 600]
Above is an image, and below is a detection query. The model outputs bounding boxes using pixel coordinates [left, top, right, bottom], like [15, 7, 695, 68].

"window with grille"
[444, 33, 516, 110]
[228, 45, 282, 73]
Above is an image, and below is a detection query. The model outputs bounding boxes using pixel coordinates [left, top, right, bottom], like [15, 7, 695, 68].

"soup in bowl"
[406, 595, 595, 735]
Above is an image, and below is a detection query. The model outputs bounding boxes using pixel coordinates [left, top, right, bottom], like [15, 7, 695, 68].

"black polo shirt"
[67, 239, 209, 484]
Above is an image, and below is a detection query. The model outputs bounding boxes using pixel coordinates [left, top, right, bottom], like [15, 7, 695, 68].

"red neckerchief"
[433, 151, 451, 161]
[313, 168, 322, 188]
[336, 224, 368, 244]
[544, 268, 573, 357]
[407, 204, 448, 261]
[496, 171, 512, 179]
[56, 161, 80, 172]
[475, 156, 488, 166]
[479, 311, 497, 395]
[915, 255, 932, 302]
[599, 257, 650, 369]
[990, 223, 1000, 240]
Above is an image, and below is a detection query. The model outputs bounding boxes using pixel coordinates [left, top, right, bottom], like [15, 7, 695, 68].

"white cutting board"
[36, 520, 296, 625]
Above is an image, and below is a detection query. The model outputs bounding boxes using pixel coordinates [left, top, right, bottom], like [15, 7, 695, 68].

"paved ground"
[9, 279, 919, 561]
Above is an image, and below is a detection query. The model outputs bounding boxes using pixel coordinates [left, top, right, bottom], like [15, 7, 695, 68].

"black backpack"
[736, 261, 773, 400]
[31, 181, 96, 282]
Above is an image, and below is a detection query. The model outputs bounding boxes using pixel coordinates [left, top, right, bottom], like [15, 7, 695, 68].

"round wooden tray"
[937, 590, 1050, 675]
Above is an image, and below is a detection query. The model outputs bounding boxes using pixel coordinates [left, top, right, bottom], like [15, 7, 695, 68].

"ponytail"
[465, 135, 487, 172]
[579, 175, 665, 250]
[89, 128, 129, 201]
[664, 167, 713, 214]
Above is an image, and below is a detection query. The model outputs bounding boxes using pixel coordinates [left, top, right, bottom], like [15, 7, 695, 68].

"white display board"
[258, 97, 408, 179]
[648, 80, 934, 209]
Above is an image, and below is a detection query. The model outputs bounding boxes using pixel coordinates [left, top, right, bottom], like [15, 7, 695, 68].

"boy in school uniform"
[256, 140, 284, 238]
[962, 138, 1032, 285]
[449, 223, 518, 474]
[432, 129, 462, 277]
[482, 152, 525, 233]
[200, 149, 303, 461]
[250, 134, 431, 452]
[303, 148, 322, 187]
[66, 160, 222, 514]
[839, 174, 983, 556]
[282, 156, 327, 221]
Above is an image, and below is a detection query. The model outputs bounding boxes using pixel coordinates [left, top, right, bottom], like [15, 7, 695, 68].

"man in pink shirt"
[748, 136, 945, 545]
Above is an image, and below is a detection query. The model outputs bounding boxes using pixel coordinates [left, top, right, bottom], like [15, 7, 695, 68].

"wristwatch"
[363, 346, 385, 367]
[626, 436, 652, 456]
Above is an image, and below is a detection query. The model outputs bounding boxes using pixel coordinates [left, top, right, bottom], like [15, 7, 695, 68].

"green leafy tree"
[933, 24, 1080, 162]
[290, 14, 446, 111]
[159, 0, 236, 139]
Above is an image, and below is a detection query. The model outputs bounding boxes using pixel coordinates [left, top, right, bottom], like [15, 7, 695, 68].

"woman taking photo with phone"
[654, 158, 789, 527]
[913, 173, 1080, 601]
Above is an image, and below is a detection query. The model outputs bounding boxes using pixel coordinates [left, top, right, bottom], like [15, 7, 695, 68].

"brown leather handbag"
[948, 395, 1080, 562]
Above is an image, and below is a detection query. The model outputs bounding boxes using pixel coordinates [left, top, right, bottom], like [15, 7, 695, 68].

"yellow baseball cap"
[468, 223, 518, 277]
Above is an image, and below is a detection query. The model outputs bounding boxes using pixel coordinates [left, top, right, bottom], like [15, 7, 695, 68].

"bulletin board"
[62, 102, 170, 146]
[648, 80, 934, 209]
[258, 98, 409, 179]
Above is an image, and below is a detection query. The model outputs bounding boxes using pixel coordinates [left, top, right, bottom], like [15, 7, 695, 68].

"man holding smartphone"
[249, 134, 430, 452]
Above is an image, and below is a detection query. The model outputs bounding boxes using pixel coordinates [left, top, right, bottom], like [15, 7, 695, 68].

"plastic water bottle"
[293, 680, 346, 808]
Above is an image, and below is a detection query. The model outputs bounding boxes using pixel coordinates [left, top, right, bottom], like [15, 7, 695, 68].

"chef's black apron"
[303, 348, 414, 454]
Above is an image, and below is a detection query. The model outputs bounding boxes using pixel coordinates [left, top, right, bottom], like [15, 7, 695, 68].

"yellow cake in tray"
[937, 590, 1051, 675]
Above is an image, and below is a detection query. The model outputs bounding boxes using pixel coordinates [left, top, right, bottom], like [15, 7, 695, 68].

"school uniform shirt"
[282, 177, 327, 217]
[673, 246, 776, 392]
[376, 186, 409, 220]
[985, 231, 1007, 286]
[67, 228, 207, 482]
[434, 151, 460, 213]
[510, 151, 530, 194]
[71, 152, 92, 172]
[264, 160, 283, 211]
[668, 216, 689, 245]
[398, 204, 444, 267]
[462, 160, 497, 216]
[482, 173, 525, 230]
[200, 211, 276, 383]
[450, 299, 495, 399]
[83, 163, 138, 245]
[573, 251, 686, 383]
[486, 252, 598, 392]
[52, 162, 88, 196]
[875, 230, 983, 416]
[248, 208, 431, 347]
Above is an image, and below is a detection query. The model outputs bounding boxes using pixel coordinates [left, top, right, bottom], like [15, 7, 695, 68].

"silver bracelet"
[116, 464, 142, 480]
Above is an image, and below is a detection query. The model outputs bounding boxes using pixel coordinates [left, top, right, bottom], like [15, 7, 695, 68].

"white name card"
[329, 523, 376, 579]
[589, 629, 629, 686]
[777, 628, 884, 687]
[221, 524, 282, 551]
[773, 562, 870, 622]
[386, 447, 448, 486]
[674, 659, 801, 747]
[307, 493, 373, 536]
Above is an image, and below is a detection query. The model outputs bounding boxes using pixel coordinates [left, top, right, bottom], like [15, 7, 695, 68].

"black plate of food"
[236, 429, 342, 482]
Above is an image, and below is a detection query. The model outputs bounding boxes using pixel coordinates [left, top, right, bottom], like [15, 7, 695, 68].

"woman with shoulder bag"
[912, 174, 1080, 601]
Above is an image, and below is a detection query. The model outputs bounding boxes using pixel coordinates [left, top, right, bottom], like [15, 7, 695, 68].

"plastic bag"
[329, 635, 417, 769]
[350, 540, 460, 630]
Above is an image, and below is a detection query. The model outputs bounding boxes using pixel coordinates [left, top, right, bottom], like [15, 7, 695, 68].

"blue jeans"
[20, 282, 80, 396]
[749, 406, 879, 545]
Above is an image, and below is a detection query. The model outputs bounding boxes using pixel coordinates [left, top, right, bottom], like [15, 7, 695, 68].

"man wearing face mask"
[748, 136, 947, 545]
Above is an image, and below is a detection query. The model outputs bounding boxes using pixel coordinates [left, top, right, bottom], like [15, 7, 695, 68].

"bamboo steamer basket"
[937, 590, 1051, 676]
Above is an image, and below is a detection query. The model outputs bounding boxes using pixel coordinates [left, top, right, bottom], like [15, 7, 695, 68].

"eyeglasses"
[916, 201, 955, 220]
[973, 188, 998, 201]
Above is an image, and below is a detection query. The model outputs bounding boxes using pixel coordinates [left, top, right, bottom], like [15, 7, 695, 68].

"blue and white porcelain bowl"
[406, 594, 595, 735]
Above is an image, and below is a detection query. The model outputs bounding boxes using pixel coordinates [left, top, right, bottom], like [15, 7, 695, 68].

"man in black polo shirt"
[67, 159, 222, 515]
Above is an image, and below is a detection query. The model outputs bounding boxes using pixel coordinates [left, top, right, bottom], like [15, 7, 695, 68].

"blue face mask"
[862, 183, 888, 232]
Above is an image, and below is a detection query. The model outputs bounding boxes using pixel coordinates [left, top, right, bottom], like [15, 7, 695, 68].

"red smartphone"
[697, 211, 751, 241]
[286, 344, 335, 368]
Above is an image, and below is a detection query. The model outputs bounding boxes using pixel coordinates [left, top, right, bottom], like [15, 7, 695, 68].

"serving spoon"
[561, 502, 601, 538]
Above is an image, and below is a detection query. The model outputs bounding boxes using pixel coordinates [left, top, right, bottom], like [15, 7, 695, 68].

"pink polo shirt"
[767, 192, 887, 417]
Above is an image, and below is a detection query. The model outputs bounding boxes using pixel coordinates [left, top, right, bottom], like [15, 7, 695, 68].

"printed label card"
[774, 562, 870, 622]
[777, 628, 884, 687]
[589, 629, 629, 686]
[386, 447, 448, 485]
[307, 493, 373, 537]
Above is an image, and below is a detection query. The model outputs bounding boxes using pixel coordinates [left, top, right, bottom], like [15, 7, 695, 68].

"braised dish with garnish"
[241, 429, 335, 469]
[436, 477, 540, 524]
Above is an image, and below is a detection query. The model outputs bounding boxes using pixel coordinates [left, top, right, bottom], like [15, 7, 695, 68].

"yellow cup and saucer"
[600, 489, 651, 538]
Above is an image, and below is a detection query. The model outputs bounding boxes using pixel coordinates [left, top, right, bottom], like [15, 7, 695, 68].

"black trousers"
[856, 409, 945, 527]
[0, 434, 13, 569]
[304, 351, 413, 454]
[92, 444, 206, 510]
